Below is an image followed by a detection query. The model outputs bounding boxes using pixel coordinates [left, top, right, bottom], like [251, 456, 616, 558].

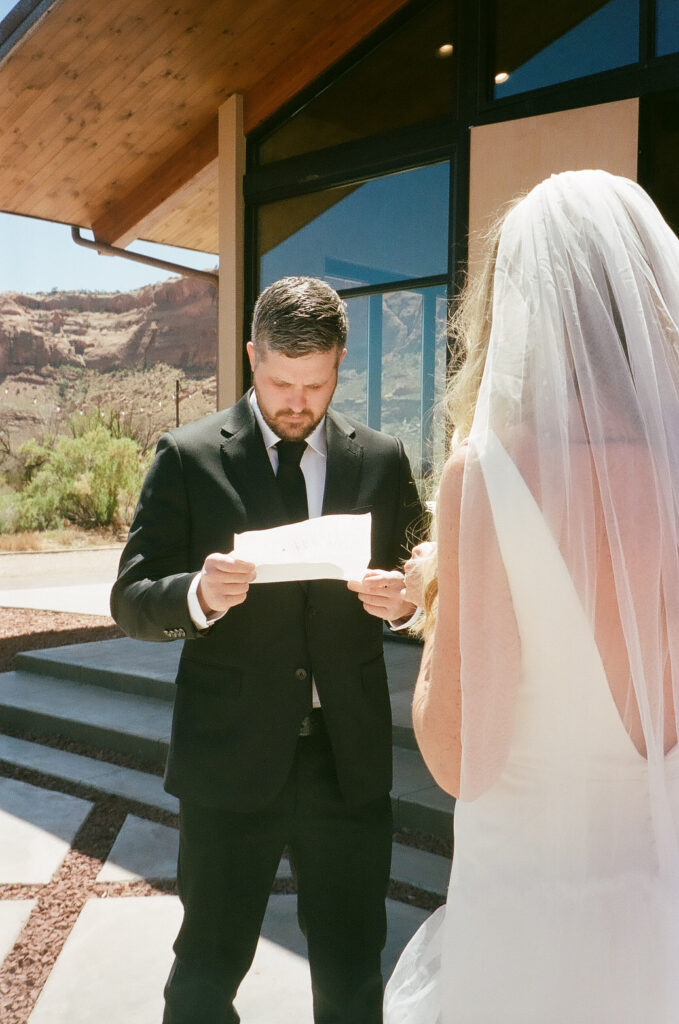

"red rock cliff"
[0, 275, 217, 376]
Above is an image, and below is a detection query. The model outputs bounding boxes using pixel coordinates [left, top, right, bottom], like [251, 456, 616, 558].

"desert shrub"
[0, 488, 19, 534]
[13, 422, 144, 531]
[86, 406, 160, 456]
[15, 435, 54, 483]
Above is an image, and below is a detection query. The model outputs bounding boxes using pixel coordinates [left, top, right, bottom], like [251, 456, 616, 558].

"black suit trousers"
[162, 713, 392, 1024]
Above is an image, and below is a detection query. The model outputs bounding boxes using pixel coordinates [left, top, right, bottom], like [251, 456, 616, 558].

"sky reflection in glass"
[494, 0, 639, 99]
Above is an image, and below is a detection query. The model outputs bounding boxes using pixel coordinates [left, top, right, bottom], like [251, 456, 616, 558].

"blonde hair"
[417, 200, 521, 637]
[447, 202, 521, 443]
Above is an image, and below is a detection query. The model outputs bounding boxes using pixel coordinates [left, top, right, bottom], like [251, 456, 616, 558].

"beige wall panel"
[468, 98, 639, 269]
[218, 94, 246, 411]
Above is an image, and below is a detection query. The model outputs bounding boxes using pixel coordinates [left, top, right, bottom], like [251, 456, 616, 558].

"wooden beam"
[217, 93, 245, 409]
[243, 0, 411, 133]
[92, 117, 219, 247]
[119, 158, 218, 253]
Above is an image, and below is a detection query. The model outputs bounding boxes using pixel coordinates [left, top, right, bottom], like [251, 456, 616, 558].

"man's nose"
[288, 389, 306, 411]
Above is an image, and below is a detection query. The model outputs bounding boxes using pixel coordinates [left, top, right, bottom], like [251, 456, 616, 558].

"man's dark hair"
[251, 276, 348, 358]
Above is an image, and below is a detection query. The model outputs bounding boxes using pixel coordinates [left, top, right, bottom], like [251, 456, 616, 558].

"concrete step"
[392, 746, 454, 839]
[390, 841, 451, 899]
[0, 733, 178, 814]
[2, 634, 454, 837]
[0, 669, 172, 768]
[14, 638, 178, 701]
[0, 666, 454, 838]
[13, 636, 423, 749]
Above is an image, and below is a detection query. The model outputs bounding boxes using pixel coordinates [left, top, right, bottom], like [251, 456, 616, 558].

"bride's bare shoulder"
[439, 443, 468, 501]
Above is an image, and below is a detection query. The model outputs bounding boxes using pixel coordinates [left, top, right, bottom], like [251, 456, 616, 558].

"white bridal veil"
[459, 171, 679, 849]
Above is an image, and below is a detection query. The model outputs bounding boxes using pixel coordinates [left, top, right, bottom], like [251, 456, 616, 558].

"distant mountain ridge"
[0, 275, 217, 377]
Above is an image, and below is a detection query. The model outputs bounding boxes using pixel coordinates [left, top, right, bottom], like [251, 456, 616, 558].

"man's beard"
[260, 405, 322, 442]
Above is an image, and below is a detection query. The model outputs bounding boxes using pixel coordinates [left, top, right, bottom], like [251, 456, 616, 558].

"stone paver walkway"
[0, 778, 92, 884]
[0, 754, 436, 1023]
[0, 902, 35, 965]
[0, 546, 446, 1021]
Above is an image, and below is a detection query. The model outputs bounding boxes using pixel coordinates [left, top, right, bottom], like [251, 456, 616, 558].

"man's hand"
[197, 553, 256, 615]
[347, 569, 415, 623]
[403, 542, 437, 609]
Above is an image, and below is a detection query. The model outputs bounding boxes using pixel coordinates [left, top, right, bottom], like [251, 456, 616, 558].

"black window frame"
[475, 0, 679, 127]
[243, 0, 467, 404]
[242, 0, 679, 423]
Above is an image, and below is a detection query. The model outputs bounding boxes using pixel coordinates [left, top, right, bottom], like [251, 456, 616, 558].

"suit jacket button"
[295, 668, 308, 681]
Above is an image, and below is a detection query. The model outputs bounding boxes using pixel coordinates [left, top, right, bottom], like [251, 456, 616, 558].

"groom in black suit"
[111, 276, 423, 1024]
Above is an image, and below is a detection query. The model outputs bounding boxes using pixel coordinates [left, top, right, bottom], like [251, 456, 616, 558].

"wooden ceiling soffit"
[87, 0, 411, 250]
[243, 0, 413, 133]
[92, 118, 219, 250]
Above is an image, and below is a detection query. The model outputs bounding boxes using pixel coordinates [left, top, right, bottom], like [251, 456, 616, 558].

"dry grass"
[0, 526, 125, 553]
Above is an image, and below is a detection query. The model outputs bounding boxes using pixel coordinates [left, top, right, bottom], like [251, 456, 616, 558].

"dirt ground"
[0, 608, 122, 673]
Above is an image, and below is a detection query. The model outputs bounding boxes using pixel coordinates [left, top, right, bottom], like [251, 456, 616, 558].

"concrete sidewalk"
[0, 546, 122, 617]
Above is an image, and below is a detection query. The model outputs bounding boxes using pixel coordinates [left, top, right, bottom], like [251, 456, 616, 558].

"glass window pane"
[334, 295, 369, 424]
[656, 0, 679, 57]
[259, 163, 450, 290]
[493, 0, 639, 99]
[258, 0, 454, 165]
[333, 285, 448, 480]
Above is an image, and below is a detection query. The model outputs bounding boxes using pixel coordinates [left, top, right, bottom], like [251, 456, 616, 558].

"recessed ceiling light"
[436, 43, 454, 58]
[494, 71, 510, 84]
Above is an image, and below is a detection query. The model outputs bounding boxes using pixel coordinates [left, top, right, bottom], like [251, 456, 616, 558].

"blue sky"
[0, 213, 216, 295]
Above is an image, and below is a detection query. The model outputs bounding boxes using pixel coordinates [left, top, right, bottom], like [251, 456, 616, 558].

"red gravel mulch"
[0, 608, 123, 673]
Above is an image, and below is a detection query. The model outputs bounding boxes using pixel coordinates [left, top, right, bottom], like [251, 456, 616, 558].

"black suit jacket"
[111, 392, 424, 811]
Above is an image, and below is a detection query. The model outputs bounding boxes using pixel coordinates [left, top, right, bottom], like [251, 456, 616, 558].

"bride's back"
[508, 423, 678, 760]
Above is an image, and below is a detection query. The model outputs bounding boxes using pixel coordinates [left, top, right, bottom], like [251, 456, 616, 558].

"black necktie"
[276, 440, 309, 524]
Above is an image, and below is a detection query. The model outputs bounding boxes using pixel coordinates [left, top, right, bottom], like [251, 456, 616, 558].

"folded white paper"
[233, 512, 372, 583]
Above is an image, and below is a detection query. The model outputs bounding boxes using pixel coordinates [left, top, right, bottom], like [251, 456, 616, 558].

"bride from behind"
[385, 170, 679, 1023]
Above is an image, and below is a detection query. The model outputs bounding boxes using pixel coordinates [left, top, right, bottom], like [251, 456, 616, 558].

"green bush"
[13, 421, 144, 531]
[0, 489, 18, 534]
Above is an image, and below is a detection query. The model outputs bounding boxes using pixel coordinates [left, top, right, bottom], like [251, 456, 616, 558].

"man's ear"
[246, 341, 256, 372]
[338, 347, 347, 368]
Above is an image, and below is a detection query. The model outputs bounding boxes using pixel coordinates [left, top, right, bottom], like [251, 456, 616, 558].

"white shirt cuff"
[187, 573, 227, 630]
[389, 606, 422, 632]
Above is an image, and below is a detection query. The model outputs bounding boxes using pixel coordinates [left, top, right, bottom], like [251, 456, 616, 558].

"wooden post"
[217, 93, 246, 410]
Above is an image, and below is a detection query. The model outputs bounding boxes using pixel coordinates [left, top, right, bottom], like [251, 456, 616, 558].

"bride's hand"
[403, 542, 437, 608]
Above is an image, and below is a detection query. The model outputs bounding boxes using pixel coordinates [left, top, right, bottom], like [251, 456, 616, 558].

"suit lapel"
[220, 398, 364, 528]
[219, 392, 288, 531]
[322, 409, 363, 515]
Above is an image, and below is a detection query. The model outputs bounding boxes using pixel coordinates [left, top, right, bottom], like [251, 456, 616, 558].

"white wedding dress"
[384, 435, 679, 1024]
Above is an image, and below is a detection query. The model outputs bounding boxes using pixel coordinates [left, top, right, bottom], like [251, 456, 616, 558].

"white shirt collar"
[249, 390, 327, 457]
